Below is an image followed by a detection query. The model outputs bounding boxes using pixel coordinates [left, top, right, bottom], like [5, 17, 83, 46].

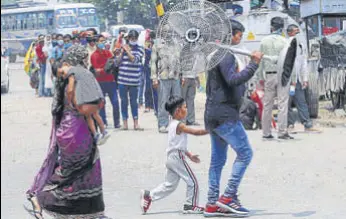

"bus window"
[23, 14, 29, 30]
[38, 12, 47, 28]
[16, 14, 23, 30]
[1, 16, 6, 31]
[32, 13, 37, 29]
[47, 12, 54, 28]
[57, 16, 78, 28]
[10, 16, 17, 31]
[56, 8, 78, 28]
[78, 8, 98, 27]
[27, 13, 35, 29]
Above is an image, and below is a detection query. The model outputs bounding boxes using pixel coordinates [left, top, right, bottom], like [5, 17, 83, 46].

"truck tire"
[305, 71, 319, 118]
[9, 55, 16, 63]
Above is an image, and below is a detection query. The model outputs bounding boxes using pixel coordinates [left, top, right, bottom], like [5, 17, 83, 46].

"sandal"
[24, 196, 44, 219]
[134, 127, 144, 131]
[121, 127, 129, 131]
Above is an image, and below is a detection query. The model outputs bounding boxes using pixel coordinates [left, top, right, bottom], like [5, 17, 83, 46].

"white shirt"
[166, 120, 188, 155]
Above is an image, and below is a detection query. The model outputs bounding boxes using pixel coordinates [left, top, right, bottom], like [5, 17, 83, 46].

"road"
[1, 63, 346, 219]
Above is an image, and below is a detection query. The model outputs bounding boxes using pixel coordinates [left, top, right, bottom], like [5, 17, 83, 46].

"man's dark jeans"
[144, 66, 154, 109]
[99, 82, 120, 128]
[288, 81, 312, 128]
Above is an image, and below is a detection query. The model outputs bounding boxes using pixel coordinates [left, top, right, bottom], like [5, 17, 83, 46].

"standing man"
[257, 17, 293, 140]
[35, 35, 47, 97]
[143, 38, 155, 112]
[204, 19, 263, 217]
[181, 53, 204, 126]
[117, 30, 144, 130]
[91, 35, 121, 129]
[151, 39, 181, 133]
[286, 24, 320, 132]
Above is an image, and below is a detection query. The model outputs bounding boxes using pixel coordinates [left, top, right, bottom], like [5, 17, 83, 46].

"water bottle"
[289, 85, 296, 96]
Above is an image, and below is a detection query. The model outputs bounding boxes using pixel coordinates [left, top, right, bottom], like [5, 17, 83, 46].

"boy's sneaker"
[182, 204, 204, 214]
[97, 131, 111, 146]
[204, 204, 242, 218]
[158, 126, 168, 133]
[140, 190, 152, 214]
[216, 195, 250, 215]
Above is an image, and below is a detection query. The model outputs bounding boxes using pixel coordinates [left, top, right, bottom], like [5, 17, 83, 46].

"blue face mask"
[97, 43, 105, 50]
[64, 42, 72, 49]
[52, 40, 58, 47]
[80, 39, 88, 46]
[57, 40, 64, 46]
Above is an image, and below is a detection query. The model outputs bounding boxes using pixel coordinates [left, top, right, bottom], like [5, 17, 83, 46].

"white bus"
[1, 2, 100, 62]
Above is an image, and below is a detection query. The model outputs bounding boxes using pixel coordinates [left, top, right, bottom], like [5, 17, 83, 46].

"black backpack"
[239, 97, 261, 130]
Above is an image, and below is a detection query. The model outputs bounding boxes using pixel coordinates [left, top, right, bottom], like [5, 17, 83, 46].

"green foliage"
[69, 0, 158, 29]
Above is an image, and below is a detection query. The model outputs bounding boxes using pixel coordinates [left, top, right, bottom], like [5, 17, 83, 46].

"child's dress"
[66, 65, 104, 105]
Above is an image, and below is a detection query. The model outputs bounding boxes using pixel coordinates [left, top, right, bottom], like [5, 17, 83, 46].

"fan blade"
[166, 11, 193, 38]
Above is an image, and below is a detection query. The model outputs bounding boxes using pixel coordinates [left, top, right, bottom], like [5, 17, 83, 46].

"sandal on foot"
[121, 127, 129, 131]
[134, 127, 144, 131]
[23, 197, 43, 219]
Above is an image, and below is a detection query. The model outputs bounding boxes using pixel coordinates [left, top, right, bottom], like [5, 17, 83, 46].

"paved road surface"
[1, 63, 346, 219]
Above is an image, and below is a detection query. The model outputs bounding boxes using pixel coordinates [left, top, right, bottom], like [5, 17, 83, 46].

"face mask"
[80, 39, 88, 46]
[97, 43, 105, 50]
[64, 42, 72, 49]
[52, 40, 58, 47]
[58, 40, 64, 46]
[129, 41, 137, 46]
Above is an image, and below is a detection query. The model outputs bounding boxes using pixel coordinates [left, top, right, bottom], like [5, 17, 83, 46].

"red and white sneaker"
[140, 190, 152, 214]
[182, 204, 204, 214]
[204, 204, 242, 218]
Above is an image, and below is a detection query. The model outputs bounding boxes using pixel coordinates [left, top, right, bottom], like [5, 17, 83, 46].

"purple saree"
[27, 106, 105, 218]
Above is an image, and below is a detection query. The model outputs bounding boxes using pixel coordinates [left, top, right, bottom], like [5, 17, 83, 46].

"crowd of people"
[24, 17, 322, 219]
[24, 26, 204, 134]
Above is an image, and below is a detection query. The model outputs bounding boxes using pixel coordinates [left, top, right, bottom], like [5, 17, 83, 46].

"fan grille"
[156, 0, 231, 72]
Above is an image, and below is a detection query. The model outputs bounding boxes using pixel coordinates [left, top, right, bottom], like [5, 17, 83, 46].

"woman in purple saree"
[26, 45, 107, 219]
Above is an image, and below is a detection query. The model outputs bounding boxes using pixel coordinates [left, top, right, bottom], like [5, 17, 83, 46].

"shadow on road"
[144, 210, 181, 215]
[251, 210, 316, 217]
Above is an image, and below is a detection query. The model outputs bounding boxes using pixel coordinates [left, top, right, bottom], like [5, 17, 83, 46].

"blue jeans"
[38, 63, 47, 97]
[118, 84, 139, 120]
[99, 82, 120, 128]
[153, 88, 158, 116]
[138, 72, 145, 105]
[288, 81, 312, 128]
[207, 120, 253, 204]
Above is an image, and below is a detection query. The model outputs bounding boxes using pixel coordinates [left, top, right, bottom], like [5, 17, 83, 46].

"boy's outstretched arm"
[177, 123, 208, 136]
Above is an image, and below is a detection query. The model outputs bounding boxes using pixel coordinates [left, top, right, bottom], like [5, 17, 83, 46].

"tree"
[68, 0, 158, 29]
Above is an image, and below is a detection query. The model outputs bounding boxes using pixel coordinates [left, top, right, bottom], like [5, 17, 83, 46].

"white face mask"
[129, 41, 138, 46]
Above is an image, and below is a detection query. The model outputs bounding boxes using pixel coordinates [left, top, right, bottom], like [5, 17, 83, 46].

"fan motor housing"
[185, 28, 201, 43]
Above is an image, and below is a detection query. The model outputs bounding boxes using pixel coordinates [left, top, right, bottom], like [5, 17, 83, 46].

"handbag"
[104, 57, 119, 82]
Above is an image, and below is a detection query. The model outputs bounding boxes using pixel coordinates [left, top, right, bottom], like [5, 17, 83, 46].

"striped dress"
[117, 45, 144, 86]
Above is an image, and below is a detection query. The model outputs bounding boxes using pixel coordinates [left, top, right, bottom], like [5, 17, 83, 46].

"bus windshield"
[78, 8, 98, 27]
[56, 8, 78, 28]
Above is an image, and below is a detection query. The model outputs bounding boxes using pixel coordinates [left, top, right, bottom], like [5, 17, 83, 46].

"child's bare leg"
[78, 104, 99, 116]
[93, 111, 106, 134]
[87, 115, 97, 136]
